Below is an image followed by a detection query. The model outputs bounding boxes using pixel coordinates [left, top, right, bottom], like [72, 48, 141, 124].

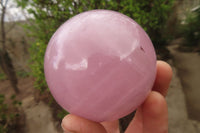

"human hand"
[61, 61, 172, 133]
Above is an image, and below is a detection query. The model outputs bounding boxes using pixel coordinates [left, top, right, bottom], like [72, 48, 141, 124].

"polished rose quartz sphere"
[44, 10, 156, 122]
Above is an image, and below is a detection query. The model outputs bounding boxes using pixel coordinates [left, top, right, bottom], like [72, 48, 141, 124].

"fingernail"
[61, 123, 74, 133]
[64, 130, 73, 133]
[64, 131, 73, 133]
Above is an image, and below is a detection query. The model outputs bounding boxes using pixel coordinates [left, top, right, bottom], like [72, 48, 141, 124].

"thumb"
[61, 114, 107, 133]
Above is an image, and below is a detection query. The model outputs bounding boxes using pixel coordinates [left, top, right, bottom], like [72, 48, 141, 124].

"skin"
[61, 60, 173, 133]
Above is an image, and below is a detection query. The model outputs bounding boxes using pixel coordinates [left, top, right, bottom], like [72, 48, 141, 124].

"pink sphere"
[44, 10, 156, 122]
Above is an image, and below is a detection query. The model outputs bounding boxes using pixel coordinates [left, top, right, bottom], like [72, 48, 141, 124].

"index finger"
[152, 60, 173, 97]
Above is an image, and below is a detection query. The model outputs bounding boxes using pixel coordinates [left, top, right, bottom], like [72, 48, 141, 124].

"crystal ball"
[44, 10, 156, 122]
